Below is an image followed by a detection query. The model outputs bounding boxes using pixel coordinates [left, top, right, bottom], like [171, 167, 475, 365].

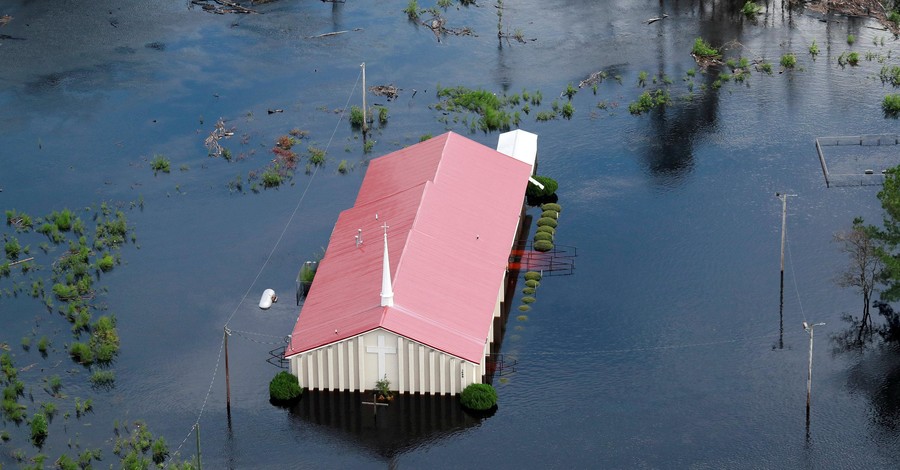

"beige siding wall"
[289, 328, 487, 395]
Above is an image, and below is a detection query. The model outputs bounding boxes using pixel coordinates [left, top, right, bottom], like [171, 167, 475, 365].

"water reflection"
[287, 391, 487, 459]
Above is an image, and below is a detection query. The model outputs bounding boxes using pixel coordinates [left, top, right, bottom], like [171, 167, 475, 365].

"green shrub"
[809, 40, 819, 56]
[692, 38, 720, 58]
[69, 342, 94, 365]
[533, 240, 554, 252]
[269, 371, 302, 402]
[338, 160, 348, 174]
[403, 0, 419, 20]
[30, 412, 48, 444]
[526, 175, 558, 198]
[534, 232, 554, 242]
[97, 253, 115, 272]
[525, 279, 540, 288]
[847, 34, 855, 45]
[889, 11, 900, 26]
[541, 203, 562, 213]
[150, 155, 171, 175]
[518, 305, 530, 312]
[151, 437, 169, 465]
[38, 336, 49, 354]
[56, 454, 77, 470]
[459, 383, 497, 411]
[47, 375, 62, 394]
[780, 53, 796, 68]
[521, 296, 536, 304]
[536, 217, 558, 228]
[741, 1, 761, 16]
[522, 287, 535, 295]
[378, 106, 389, 124]
[349, 105, 364, 127]
[309, 146, 326, 165]
[5, 238, 20, 260]
[261, 168, 283, 188]
[540, 210, 558, 219]
[847, 51, 859, 66]
[884, 94, 900, 117]
[524, 271, 542, 281]
[561, 102, 575, 120]
[52, 283, 79, 301]
[0, 262, 9, 277]
[90, 370, 115, 386]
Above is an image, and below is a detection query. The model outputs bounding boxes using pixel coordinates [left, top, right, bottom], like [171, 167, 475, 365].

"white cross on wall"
[366, 334, 396, 380]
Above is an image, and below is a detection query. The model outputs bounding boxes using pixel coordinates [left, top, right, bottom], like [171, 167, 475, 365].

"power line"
[164, 67, 363, 468]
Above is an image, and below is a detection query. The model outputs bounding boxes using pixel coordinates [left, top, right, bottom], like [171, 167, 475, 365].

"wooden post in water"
[195, 422, 202, 470]
[803, 322, 824, 417]
[224, 327, 231, 416]
[776, 193, 796, 350]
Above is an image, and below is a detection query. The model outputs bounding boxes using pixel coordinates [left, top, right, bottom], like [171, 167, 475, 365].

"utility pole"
[360, 62, 367, 136]
[803, 321, 825, 417]
[224, 326, 231, 416]
[776, 192, 796, 350]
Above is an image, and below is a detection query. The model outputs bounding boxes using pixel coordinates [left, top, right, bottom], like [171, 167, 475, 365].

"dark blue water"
[2, 0, 900, 467]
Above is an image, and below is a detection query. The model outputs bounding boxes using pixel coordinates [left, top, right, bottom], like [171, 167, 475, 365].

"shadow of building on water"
[286, 391, 491, 459]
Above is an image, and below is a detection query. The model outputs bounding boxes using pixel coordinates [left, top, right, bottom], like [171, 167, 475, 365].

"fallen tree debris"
[369, 85, 399, 101]
[646, 14, 668, 25]
[191, 0, 259, 15]
[307, 28, 363, 39]
[0, 15, 12, 27]
[205, 118, 236, 157]
[579, 71, 609, 88]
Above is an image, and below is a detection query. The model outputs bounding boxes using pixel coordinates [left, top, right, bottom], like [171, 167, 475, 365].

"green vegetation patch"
[150, 155, 171, 175]
[533, 232, 554, 242]
[884, 94, 900, 117]
[692, 38, 720, 59]
[524, 271, 542, 281]
[536, 217, 558, 228]
[533, 239, 554, 252]
[526, 175, 558, 198]
[541, 203, 562, 213]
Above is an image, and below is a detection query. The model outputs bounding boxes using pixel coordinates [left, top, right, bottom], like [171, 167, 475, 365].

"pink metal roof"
[286, 132, 533, 363]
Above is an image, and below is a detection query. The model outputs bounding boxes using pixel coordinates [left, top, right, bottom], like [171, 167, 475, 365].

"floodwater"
[2, 0, 900, 467]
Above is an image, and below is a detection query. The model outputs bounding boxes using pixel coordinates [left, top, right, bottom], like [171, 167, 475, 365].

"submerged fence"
[816, 134, 900, 187]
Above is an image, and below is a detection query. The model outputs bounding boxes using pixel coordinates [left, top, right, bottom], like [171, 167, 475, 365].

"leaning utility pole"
[776, 192, 796, 349]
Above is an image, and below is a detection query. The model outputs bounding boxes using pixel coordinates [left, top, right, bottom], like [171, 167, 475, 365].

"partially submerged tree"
[835, 218, 884, 337]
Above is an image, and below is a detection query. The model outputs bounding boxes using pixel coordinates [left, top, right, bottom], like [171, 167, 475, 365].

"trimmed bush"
[534, 232, 554, 242]
[269, 371, 302, 403]
[541, 203, 562, 213]
[526, 175, 559, 198]
[525, 279, 540, 288]
[460, 383, 497, 411]
[536, 217, 558, 228]
[521, 296, 536, 304]
[540, 210, 558, 219]
[522, 287, 535, 295]
[518, 305, 530, 312]
[524, 271, 542, 282]
[536, 225, 556, 235]
[533, 240, 554, 252]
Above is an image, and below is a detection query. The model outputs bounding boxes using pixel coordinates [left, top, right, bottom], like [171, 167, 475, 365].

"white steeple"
[380, 224, 394, 307]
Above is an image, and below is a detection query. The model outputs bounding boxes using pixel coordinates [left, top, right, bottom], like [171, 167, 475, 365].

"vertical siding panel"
[429, 350, 436, 395]
[306, 354, 315, 390]
[440, 354, 447, 395]
[418, 345, 425, 395]
[327, 346, 335, 391]
[408, 342, 415, 393]
[348, 340, 356, 391]
[357, 336, 366, 391]
[316, 350, 324, 390]
[338, 342, 346, 391]
[450, 359, 457, 395]
[397, 337, 405, 394]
